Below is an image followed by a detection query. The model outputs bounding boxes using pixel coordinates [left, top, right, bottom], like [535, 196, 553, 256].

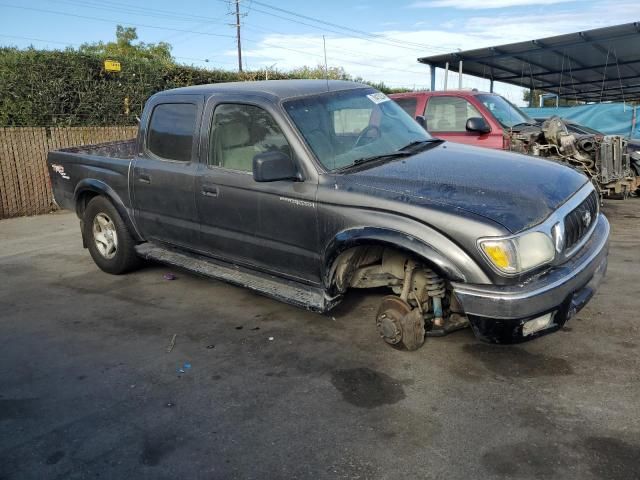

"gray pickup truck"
[47, 80, 609, 350]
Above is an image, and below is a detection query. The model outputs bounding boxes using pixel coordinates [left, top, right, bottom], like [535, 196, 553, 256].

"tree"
[523, 89, 581, 107]
[287, 65, 350, 80]
[79, 26, 173, 64]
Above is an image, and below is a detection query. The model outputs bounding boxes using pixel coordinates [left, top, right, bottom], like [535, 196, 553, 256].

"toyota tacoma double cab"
[48, 80, 609, 350]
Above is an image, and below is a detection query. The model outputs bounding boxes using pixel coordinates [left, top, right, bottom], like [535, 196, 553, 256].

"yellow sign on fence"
[104, 60, 121, 72]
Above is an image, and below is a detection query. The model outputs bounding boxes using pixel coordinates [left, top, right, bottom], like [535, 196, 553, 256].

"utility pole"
[235, 0, 242, 72]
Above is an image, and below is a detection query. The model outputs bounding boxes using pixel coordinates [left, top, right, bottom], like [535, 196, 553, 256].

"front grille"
[563, 190, 598, 251]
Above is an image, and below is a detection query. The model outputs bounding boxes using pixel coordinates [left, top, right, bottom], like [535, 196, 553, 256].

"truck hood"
[339, 141, 588, 233]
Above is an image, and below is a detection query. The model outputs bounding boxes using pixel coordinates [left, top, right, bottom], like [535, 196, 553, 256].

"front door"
[132, 95, 204, 248]
[195, 100, 320, 284]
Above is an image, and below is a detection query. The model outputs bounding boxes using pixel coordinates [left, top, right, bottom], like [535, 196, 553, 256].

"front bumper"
[451, 213, 610, 343]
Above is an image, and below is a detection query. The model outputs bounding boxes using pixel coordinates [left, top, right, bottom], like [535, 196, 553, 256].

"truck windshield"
[476, 94, 535, 129]
[284, 88, 433, 171]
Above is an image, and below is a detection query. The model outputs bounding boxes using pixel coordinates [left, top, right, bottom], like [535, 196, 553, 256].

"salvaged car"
[48, 80, 610, 350]
[390, 90, 639, 197]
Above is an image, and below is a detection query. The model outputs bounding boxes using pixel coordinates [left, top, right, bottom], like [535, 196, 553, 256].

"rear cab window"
[147, 103, 197, 162]
[332, 108, 372, 135]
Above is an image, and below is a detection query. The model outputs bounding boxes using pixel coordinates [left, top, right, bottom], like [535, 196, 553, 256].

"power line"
[243, 5, 430, 54]
[50, 0, 231, 45]
[241, 36, 427, 76]
[243, 24, 429, 65]
[52, 0, 228, 25]
[0, 33, 80, 48]
[238, 0, 453, 53]
[0, 4, 235, 39]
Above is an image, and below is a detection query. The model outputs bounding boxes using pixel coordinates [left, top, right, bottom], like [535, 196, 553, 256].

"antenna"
[322, 35, 336, 180]
[323, 35, 329, 92]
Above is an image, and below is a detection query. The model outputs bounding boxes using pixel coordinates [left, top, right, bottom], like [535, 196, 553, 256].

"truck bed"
[48, 139, 137, 214]
[56, 139, 137, 159]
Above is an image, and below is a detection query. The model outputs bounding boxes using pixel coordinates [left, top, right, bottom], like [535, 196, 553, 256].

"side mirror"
[253, 150, 298, 182]
[415, 115, 427, 130]
[466, 117, 491, 134]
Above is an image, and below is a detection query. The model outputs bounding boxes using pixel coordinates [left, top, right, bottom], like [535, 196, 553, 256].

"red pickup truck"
[389, 90, 509, 149]
[389, 90, 638, 196]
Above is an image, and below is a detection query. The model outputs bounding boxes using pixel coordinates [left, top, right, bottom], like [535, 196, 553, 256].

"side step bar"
[135, 243, 336, 312]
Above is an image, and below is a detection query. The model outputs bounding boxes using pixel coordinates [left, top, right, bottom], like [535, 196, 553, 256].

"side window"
[332, 108, 372, 135]
[425, 96, 482, 132]
[393, 97, 418, 117]
[147, 103, 197, 161]
[209, 104, 291, 172]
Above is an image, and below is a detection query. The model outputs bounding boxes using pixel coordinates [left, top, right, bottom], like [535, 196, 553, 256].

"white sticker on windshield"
[367, 92, 390, 104]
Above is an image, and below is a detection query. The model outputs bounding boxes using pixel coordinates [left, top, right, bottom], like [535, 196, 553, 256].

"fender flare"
[73, 179, 143, 242]
[322, 227, 471, 290]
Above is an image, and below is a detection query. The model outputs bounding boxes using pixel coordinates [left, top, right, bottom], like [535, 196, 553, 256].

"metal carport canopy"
[418, 22, 640, 103]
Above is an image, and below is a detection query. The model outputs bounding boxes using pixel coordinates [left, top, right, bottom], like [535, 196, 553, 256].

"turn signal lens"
[480, 240, 517, 274]
[483, 244, 511, 269]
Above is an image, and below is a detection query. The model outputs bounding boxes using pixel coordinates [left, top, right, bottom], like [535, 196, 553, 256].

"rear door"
[132, 94, 204, 248]
[425, 95, 494, 147]
[195, 97, 320, 284]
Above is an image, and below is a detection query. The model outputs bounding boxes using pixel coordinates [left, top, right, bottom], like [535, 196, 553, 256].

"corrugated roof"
[418, 23, 640, 102]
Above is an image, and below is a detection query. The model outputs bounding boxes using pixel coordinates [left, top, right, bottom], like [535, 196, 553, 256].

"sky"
[0, 0, 637, 105]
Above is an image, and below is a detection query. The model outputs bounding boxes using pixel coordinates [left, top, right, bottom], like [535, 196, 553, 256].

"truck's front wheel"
[83, 196, 141, 274]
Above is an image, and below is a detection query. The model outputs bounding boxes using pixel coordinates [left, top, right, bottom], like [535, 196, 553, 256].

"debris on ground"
[163, 273, 176, 281]
[235, 326, 243, 330]
[166, 334, 177, 353]
[206, 344, 215, 349]
[177, 363, 191, 375]
[251, 327, 260, 331]
[268, 337, 274, 341]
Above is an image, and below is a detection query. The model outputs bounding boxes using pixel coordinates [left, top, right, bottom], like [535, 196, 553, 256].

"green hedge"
[0, 47, 406, 127]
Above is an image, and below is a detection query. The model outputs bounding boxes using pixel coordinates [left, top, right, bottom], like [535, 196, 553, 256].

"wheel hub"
[377, 312, 403, 345]
[376, 296, 426, 351]
[93, 213, 118, 259]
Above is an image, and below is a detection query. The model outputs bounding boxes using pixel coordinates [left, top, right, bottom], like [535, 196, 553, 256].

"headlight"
[479, 231, 555, 274]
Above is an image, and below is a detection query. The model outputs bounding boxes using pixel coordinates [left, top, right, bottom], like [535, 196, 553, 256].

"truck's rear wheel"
[83, 196, 141, 274]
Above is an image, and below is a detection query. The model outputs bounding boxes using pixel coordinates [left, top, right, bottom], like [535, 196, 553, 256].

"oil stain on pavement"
[330, 368, 406, 408]
[139, 435, 178, 466]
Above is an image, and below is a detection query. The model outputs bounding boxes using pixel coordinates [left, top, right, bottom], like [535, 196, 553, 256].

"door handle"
[138, 174, 151, 184]
[201, 185, 219, 197]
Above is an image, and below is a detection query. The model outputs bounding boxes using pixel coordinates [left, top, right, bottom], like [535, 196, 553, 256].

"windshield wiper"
[352, 151, 412, 165]
[397, 139, 442, 152]
[336, 139, 443, 172]
[335, 151, 411, 172]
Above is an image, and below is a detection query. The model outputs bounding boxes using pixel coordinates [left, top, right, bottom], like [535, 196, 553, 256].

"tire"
[83, 196, 141, 274]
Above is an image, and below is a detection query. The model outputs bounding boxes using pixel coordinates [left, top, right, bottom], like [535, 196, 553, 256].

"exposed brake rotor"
[375, 296, 426, 351]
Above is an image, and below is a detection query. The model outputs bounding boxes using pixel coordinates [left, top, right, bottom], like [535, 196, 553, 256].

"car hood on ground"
[338, 141, 588, 233]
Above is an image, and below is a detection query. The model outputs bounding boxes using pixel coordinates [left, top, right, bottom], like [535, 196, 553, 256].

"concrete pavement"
[1, 202, 639, 479]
